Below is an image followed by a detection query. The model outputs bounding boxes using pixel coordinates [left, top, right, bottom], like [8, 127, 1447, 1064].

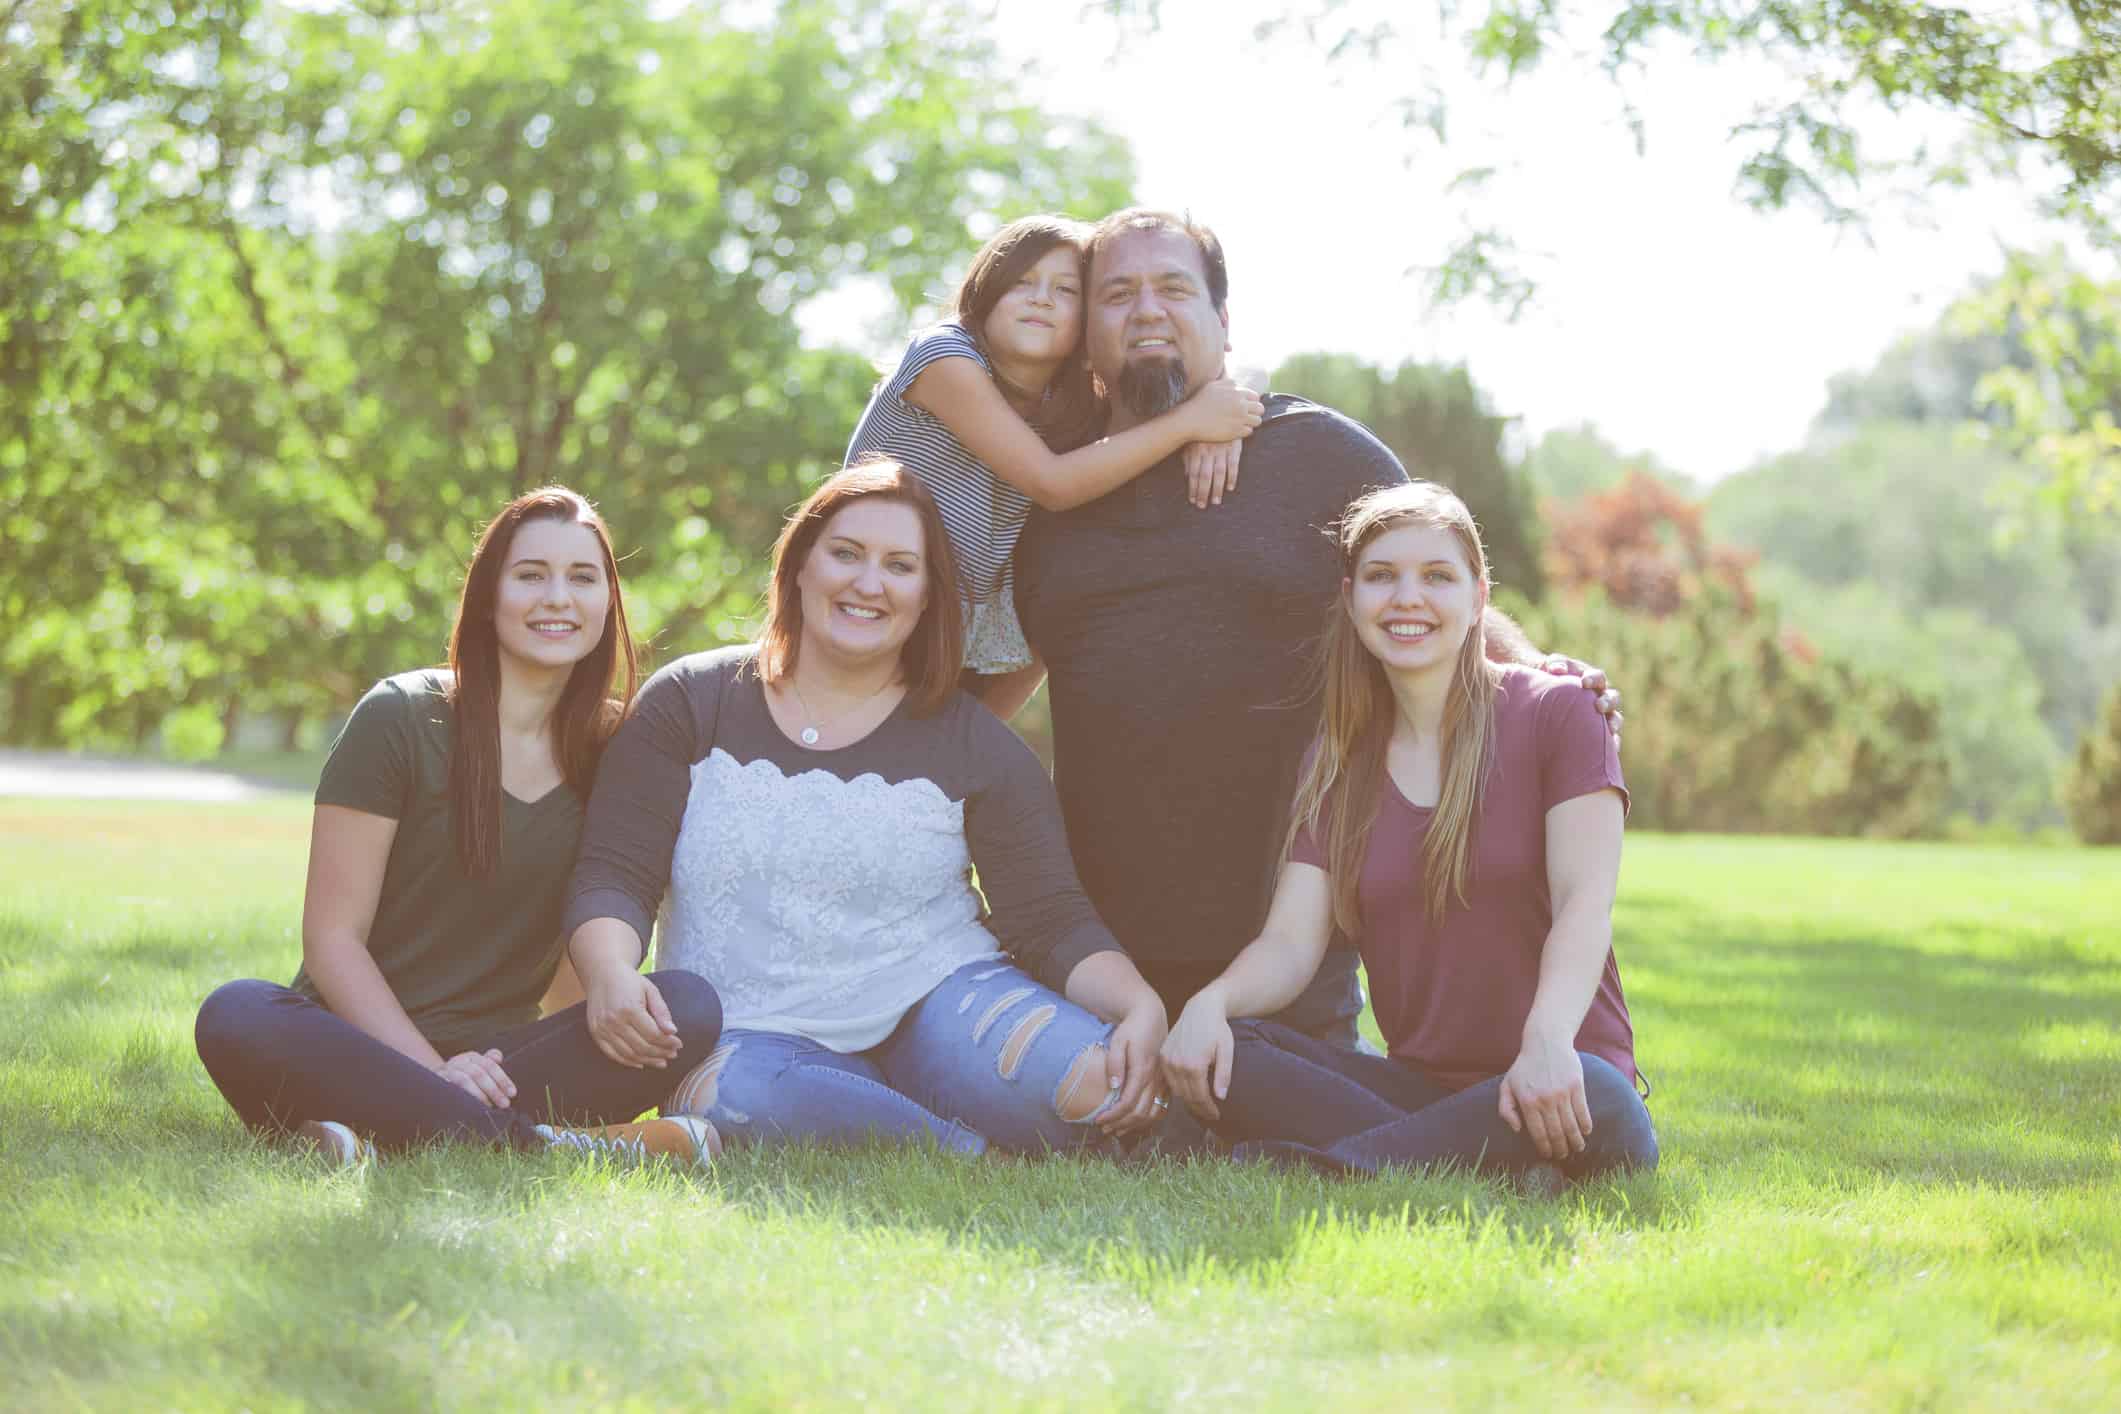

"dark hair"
[953, 214, 1105, 453]
[446, 486, 637, 877]
[755, 459, 965, 715]
[1084, 207, 1229, 314]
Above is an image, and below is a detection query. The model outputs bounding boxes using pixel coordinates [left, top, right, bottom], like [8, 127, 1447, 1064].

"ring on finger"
[1152, 1096, 1170, 1110]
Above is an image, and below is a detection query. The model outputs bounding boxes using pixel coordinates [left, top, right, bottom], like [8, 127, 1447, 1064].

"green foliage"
[0, 0, 1134, 748]
[1272, 352, 1545, 599]
[1512, 584, 1950, 837]
[1956, 250, 2121, 518]
[1109, 2, 2121, 517]
[1708, 422, 2121, 756]
[1521, 423, 1692, 504]
[2062, 681, 2121, 844]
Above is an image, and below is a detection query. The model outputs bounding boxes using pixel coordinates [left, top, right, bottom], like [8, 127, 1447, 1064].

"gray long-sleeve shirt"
[562, 646, 1120, 1050]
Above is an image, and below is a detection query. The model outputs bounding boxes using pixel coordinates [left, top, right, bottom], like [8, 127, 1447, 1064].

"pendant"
[800, 727, 820, 746]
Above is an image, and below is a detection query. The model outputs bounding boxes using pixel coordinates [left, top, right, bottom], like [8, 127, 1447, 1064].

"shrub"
[2062, 683, 2121, 844]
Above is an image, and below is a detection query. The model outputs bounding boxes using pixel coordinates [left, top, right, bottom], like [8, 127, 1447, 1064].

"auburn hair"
[952, 213, 1105, 452]
[754, 458, 965, 715]
[446, 486, 637, 878]
[1285, 481, 1499, 930]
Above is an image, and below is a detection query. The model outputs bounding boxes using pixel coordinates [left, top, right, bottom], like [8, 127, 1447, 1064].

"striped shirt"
[845, 322, 1034, 673]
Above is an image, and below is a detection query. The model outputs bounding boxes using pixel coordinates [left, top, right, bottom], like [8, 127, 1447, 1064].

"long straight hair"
[953, 214, 1105, 452]
[446, 486, 637, 877]
[754, 458, 966, 716]
[1285, 482, 1500, 931]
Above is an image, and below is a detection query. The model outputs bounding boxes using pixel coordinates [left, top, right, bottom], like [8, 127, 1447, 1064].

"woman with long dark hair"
[565, 460, 1174, 1154]
[1159, 481, 1658, 1186]
[845, 213, 1264, 715]
[195, 488, 722, 1166]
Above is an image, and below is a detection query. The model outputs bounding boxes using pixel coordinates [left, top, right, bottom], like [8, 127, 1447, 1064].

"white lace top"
[563, 646, 1120, 1051]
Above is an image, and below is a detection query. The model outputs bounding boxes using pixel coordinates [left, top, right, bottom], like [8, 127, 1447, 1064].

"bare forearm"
[1035, 412, 1200, 510]
[567, 916, 647, 987]
[1062, 950, 1164, 1024]
[302, 936, 445, 1069]
[1523, 905, 1611, 1047]
[1194, 930, 1326, 1022]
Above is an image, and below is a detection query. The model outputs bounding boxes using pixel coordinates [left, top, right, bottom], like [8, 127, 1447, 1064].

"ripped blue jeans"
[666, 959, 1117, 1156]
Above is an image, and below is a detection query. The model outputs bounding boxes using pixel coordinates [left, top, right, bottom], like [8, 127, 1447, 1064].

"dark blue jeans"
[1218, 1019, 1658, 1179]
[194, 972, 723, 1153]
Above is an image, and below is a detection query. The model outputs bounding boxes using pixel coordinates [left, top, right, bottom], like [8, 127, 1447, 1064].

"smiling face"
[795, 498, 932, 671]
[981, 243, 1082, 369]
[490, 516, 611, 674]
[1344, 522, 1487, 679]
[1085, 227, 1230, 424]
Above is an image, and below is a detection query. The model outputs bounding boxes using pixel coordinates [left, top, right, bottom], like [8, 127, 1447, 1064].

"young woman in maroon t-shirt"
[1158, 481, 1657, 1185]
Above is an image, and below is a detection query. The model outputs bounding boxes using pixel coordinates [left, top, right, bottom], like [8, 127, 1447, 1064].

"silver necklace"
[787, 675, 893, 747]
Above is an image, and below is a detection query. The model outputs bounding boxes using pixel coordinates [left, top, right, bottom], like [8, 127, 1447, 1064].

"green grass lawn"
[2, 798, 2116, 1410]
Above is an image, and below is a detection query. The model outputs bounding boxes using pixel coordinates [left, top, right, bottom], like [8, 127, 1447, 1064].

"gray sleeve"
[560, 657, 716, 953]
[960, 707, 1123, 992]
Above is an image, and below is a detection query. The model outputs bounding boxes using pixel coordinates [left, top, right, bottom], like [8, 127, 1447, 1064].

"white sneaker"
[534, 1117, 720, 1169]
[293, 1119, 376, 1168]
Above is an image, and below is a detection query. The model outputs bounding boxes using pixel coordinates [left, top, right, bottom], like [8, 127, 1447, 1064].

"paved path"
[0, 749, 291, 802]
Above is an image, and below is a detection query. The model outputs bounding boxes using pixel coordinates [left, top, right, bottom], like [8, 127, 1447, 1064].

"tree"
[1521, 424, 1690, 504]
[1272, 353, 1545, 599]
[2062, 681, 2121, 844]
[1533, 471, 1951, 836]
[0, 0, 1135, 750]
[1544, 470, 1753, 617]
[1100, 1, 2121, 513]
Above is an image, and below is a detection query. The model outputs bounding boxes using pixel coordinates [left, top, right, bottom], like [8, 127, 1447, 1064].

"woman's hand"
[1181, 439, 1243, 508]
[433, 1048, 516, 1108]
[582, 965, 684, 1070]
[1498, 1030, 1592, 1160]
[1160, 988, 1236, 1123]
[1099, 996, 1171, 1137]
[1183, 377, 1264, 444]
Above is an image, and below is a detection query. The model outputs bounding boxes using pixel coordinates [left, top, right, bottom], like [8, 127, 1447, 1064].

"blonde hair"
[1284, 481, 1499, 931]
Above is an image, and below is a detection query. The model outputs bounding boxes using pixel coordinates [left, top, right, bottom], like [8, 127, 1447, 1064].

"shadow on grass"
[1620, 892, 2120, 1188]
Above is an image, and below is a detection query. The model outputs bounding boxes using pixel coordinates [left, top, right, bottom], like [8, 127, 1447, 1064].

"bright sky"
[814, 0, 2065, 483]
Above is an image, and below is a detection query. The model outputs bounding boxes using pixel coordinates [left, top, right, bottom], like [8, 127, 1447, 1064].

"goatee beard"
[1115, 357, 1189, 419]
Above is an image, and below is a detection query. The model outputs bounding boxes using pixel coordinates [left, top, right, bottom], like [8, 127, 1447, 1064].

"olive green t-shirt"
[291, 670, 584, 1055]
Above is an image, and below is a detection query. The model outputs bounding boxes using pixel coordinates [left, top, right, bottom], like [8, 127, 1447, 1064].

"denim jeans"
[667, 959, 1119, 1156]
[194, 972, 723, 1152]
[1218, 1018, 1658, 1179]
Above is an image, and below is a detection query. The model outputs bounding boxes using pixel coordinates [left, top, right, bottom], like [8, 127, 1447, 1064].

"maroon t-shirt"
[1292, 665, 1636, 1089]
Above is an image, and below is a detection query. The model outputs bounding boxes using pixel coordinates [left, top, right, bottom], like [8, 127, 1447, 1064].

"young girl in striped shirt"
[845, 214, 1263, 716]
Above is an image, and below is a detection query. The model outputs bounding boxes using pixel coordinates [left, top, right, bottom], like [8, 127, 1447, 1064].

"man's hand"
[1541, 655, 1624, 746]
[1160, 989, 1235, 1123]
[1098, 996, 1170, 1137]
[433, 1048, 516, 1107]
[1498, 1030, 1591, 1161]
[582, 964, 684, 1070]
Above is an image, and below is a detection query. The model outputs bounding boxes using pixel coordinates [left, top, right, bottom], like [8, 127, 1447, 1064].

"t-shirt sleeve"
[1538, 680, 1629, 817]
[314, 677, 415, 820]
[889, 322, 987, 402]
[561, 658, 714, 949]
[961, 707, 1124, 992]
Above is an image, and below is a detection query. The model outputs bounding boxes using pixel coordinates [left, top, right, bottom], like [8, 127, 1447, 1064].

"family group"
[193, 208, 1659, 1189]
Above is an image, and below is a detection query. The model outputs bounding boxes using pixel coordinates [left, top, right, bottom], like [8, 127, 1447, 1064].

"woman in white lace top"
[562, 461, 1172, 1153]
